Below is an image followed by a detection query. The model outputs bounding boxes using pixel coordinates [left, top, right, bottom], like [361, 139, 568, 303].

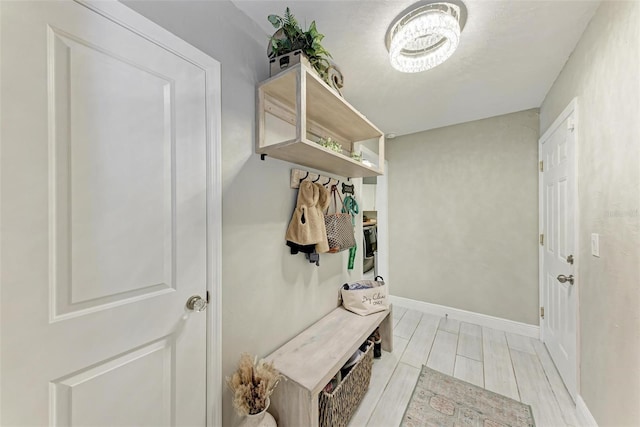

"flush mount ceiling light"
[385, 0, 467, 73]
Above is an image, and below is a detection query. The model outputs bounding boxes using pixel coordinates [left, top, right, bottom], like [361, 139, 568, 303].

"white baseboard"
[390, 295, 540, 339]
[576, 395, 598, 426]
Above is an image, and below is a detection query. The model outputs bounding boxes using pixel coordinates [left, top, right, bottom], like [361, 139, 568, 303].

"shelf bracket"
[260, 154, 267, 161]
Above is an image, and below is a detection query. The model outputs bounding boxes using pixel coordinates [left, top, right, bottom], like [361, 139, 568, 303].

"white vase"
[239, 398, 277, 427]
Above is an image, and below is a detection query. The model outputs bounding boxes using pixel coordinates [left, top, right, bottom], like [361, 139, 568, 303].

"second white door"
[539, 100, 578, 400]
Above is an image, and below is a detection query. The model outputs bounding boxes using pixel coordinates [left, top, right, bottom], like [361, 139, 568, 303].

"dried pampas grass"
[226, 353, 283, 416]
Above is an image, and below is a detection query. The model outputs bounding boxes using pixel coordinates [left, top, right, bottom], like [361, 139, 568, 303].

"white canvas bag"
[340, 276, 389, 316]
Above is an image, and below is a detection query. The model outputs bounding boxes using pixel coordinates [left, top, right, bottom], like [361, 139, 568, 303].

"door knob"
[186, 295, 207, 312]
[556, 274, 574, 285]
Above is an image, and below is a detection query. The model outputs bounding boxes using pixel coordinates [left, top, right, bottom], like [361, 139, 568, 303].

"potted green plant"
[267, 7, 333, 82]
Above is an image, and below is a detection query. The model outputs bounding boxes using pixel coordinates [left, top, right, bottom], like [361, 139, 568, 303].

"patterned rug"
[401, 366, 535, 427]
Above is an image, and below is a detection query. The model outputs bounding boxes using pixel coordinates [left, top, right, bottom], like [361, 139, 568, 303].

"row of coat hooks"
[289, 168, 354, 194]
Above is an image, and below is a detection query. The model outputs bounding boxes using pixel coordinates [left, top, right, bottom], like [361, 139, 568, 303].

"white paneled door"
[1, 1, 221, 425]
[539, 100, 577, 400]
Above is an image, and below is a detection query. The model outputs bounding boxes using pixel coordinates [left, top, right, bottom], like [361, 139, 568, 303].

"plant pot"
[269, 50, 309, 76]
[239, 398, 277, 427]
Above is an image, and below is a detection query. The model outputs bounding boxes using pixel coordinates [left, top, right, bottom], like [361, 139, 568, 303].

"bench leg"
[380, 306, 394, 352]
[270, 379, 317, 427]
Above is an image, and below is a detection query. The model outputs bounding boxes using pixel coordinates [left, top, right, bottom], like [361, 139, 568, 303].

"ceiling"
[233, 0, 600, 137]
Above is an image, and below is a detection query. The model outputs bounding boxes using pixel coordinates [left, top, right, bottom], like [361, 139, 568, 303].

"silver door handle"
[556, 274, 574, 285]
[186, 295, 208, 312]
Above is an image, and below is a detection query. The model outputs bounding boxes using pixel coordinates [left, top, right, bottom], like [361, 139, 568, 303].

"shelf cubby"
[256, 60, 385, 178]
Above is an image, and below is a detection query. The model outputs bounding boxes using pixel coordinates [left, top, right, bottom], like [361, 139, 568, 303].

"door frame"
[74, 2, 223, 424]
[538, 97, 579, 398]
[360, 147, 389, 282]
[375, 159, 389, 282]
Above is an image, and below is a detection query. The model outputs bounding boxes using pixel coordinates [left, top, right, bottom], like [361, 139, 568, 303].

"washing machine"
[363, 225, 377, 274]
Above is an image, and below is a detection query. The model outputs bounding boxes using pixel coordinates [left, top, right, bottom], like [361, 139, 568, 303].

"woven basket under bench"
[319, 341, 374, 427]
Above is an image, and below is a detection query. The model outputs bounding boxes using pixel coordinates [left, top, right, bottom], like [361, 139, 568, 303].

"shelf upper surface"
[259, 64, 383, 142]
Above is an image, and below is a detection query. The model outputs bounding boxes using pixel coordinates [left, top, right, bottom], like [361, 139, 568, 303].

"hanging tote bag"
[340, 276, 389, 316]
[324, 185, 356, 253]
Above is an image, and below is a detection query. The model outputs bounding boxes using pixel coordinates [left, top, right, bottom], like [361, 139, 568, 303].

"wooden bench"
[266, 306, 393, 427]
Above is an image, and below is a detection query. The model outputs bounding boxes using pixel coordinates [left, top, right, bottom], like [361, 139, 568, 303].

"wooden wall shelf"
[256, 62, 385, 178]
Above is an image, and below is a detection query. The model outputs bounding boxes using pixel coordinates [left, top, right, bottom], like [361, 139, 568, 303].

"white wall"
[540, 1, 640, 424]
[122, 2, 364, 425]
[387, 109, 540, 325]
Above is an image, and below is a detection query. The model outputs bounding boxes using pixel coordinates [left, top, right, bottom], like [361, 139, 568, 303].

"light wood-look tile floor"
[349, 307, 580, 427]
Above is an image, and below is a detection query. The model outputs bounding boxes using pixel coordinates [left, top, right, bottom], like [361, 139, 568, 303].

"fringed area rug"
[401, 366, 535, 427]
